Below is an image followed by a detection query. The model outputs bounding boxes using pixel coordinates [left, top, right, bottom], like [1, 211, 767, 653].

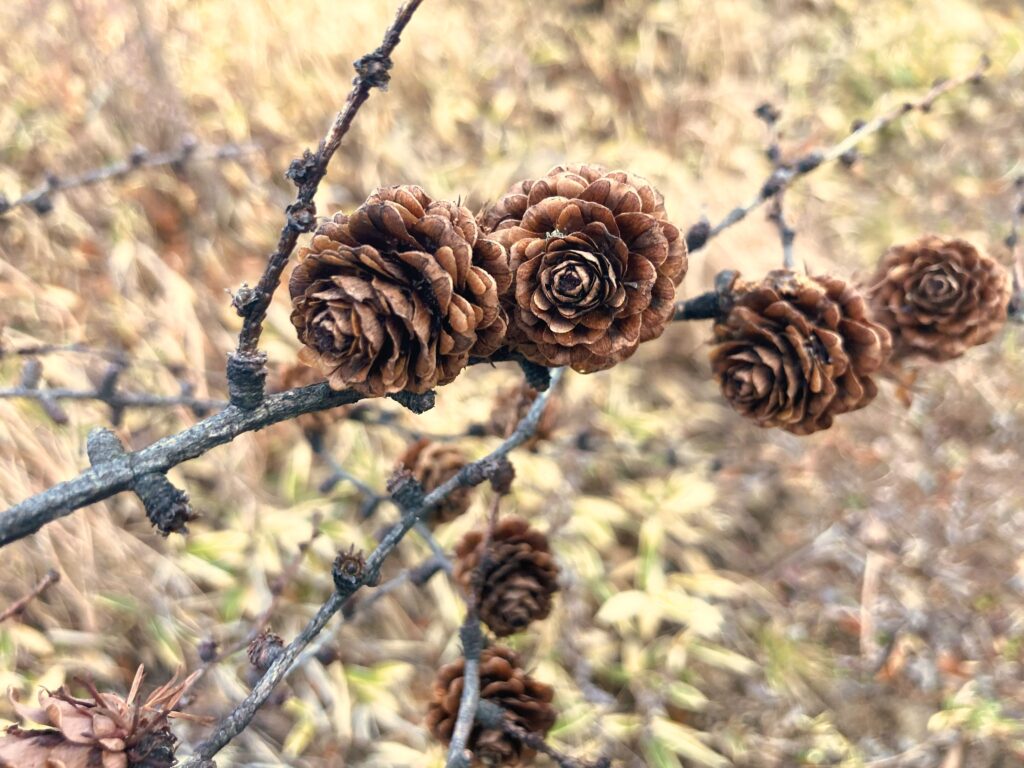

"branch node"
[388, 389, 436, 414]
[684, 218, 711, 253]
[129, 145, 149, 167]
[226, 351, 268, 410]
[133, 471, 196, 536]
[488, 457, 516, 496]
[87, 428, 195, 535]
[285, 200, 318, 233]
[230, 283, 260, 317]
[387, 467, 427, 512]
[516, 359, 551, 392]
[332, 544, 369, 592]
[795, 151, 824, 174]
[86, 427, 126, 465]
[354, 51, 394, 90]
[285, 149, 319, 187]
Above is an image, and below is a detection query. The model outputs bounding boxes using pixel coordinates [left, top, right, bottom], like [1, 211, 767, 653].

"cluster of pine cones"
[393, 435, 561, 764]
[288, 162, 1012, 437]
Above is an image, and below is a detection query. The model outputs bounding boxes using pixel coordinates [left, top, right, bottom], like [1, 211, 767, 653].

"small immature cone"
[425, 645, 556, 766]
[454, 516, 560, 637]
[710, 270, 892, 435]
[866, 236, 1011, 362]
[397, 439, 473, 524]
[479, 163, 687, 373]
[289, 185, 511, 396]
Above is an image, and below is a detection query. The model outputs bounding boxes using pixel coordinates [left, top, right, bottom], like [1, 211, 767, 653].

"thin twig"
[0, 140, 258, 217]
[445, 494, 502, 767]
[0, 384, 225, 414]
[226, 0, 427, 408]
[0, 569, 59, 623]
[178, 369, 561, 766]
[684, 56, 989, 254]
[1007, 173, 1024, 320]
[755, 102, 797, 269]
[445, 613, 483, 768]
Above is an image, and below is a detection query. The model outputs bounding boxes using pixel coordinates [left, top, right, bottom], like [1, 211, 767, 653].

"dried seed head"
[332, 544, 367, 591]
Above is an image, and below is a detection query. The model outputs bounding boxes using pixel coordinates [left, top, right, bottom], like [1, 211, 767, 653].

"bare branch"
[684, 56, 990, 254]
[0, 140, 257, 218]
[0, 568, 59, 624]
[226, 0, 427, 409]
[445, 495, 503, 767]
[0, 383, 403, 547]
[0, 383, 225, 417]
[1007, 173, 1024, 320]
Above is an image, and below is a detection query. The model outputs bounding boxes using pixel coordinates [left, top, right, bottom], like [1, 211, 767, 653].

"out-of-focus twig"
[226, 0, 426, 409]
[684, 56, 990, 254]
[0, 140, 257, 217]
[0, 568, 59, 623]
[0, 380, 225, 420]
[755, 101, 797, 269]
[1006, 173, 1024, 320]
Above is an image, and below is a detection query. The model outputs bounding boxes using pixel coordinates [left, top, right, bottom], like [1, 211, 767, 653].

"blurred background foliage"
[2, 0, 1024, 765]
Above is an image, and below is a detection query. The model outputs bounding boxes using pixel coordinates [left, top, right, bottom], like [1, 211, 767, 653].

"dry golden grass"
[2, 0, 1024, 765]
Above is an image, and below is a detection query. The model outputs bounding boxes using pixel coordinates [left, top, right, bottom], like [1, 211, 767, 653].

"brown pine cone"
[454, 516, 560, 637]
[486, 382, 560, 450]
[0, 667, 193, 768]
[866, 236, 1010, 362]
[710, 270, 892, 435]
[289, 185, 512, 396]
[479, 163, 687, 373]
[425, 645, 556, 766]
[398, 438, 473, 524]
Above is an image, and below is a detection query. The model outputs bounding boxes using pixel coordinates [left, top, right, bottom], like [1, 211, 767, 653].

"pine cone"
[710, 270, 892, 435]
[425, 645, 556, 766]
[398, 438, 473, 524]
[0, 667, 195, 768]
[486, 382, 560, 450]
[479, 163, 687, 373]
[289, 185, 512, 396]
[454, 516, 560, 637]
[866, 236, 1010, 362]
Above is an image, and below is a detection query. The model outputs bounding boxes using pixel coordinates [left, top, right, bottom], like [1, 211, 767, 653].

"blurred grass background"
[2, 0, 1024, 765]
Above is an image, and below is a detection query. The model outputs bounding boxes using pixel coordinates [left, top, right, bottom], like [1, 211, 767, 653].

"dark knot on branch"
[516, 359, 552, 392]
[354, 51, 394, 90]
[226, 351, 268, 410]
[86, 428, 196, 535]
